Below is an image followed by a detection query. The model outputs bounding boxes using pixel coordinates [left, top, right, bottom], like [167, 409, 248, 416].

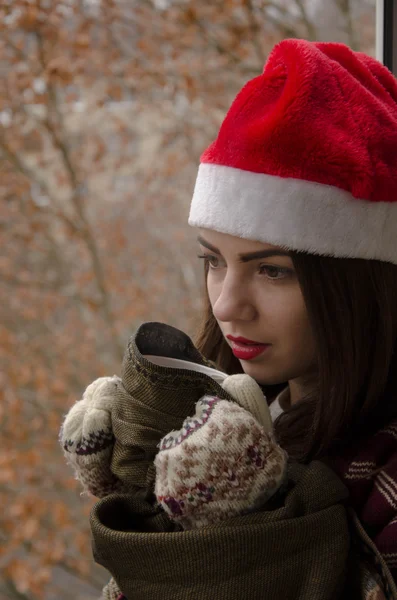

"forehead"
[197, 228, 283, 254]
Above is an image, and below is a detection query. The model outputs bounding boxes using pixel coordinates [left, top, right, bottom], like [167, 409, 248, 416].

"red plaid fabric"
[333, 420, 397, 582]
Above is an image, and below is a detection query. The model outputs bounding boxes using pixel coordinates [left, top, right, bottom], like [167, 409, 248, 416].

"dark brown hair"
[195, 254, 397, 462]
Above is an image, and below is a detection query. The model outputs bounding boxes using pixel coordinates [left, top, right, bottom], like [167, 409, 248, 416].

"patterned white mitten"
[154, 374, 288, 529]
[60, 376, 125, 498]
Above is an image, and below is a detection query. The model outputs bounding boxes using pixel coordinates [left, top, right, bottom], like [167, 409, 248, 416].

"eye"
[259, 264, 290, 280]
[197, 254, 222, 269]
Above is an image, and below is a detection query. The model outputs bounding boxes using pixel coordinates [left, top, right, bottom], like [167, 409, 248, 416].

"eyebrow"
[197, 236, 290, 262]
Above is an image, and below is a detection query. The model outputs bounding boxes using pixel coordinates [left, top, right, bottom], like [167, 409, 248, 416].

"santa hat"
[189, 39, 397, 265]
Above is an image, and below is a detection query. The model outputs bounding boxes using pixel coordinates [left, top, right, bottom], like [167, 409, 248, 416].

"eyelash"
[197, 254, 291, 280]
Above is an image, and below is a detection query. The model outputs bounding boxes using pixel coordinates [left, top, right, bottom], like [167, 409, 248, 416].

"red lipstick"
[226, 335, 270, 361]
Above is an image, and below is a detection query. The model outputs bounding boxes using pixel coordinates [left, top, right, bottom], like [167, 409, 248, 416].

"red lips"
[226, 335, 270, 361]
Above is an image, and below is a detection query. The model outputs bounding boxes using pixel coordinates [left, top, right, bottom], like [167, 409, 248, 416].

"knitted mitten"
[61, 378, 126, 600]
[99, 576, 125, 600]
[60, 376, 126, 498]
[59, 322, 224, 500]
[154, 374, 288, 529]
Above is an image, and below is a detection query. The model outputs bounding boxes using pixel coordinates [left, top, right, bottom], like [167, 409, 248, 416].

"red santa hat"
[189, 39, 397, 265]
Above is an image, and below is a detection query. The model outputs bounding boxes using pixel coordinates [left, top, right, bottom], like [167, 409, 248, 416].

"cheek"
[261, 288, 315, 350]
[274, 291, 316, 356]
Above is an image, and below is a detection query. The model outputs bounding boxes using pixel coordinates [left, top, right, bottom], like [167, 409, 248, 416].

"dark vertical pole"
[377, 0, 397, 75]
[383, 0, 394, 71]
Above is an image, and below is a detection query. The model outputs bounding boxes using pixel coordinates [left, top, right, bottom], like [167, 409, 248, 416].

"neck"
[288, 376, 316, 405]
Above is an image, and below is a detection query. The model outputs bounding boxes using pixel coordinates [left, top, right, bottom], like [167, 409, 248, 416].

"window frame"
[376, 0, 397, 74]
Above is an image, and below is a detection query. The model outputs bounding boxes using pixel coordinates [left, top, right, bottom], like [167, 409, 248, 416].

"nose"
[211, 274, 257, 323]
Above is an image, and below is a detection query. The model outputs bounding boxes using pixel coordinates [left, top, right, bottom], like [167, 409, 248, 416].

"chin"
[239, 361, 287, 387]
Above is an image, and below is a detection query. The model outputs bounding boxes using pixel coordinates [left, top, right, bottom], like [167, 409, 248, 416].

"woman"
[187, 36, 397, 586]
[62, 38, 397, 598]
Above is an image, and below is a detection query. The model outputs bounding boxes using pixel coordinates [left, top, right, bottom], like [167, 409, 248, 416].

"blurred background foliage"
[0, 0, 376, 598]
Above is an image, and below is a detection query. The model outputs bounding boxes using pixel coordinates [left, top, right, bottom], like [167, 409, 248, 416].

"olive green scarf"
[91, 460, 396, 599]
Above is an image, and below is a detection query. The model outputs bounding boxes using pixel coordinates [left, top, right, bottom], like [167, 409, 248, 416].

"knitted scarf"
[108, 417, 397, 600]
[333, 421, 397, 582]
[93, 422, 397, 600]
[104, 422, 397, 598]
[270, 391, 397, 582]
[93, 430, 397, 600]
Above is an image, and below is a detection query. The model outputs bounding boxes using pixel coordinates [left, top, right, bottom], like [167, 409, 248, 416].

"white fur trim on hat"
[189, 163, 397, 265]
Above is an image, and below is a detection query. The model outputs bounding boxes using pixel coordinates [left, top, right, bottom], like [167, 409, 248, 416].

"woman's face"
[198, 229, 317, 388]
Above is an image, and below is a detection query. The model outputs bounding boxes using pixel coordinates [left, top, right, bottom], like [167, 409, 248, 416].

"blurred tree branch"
[335, 0, 358, 49]
[294, 0, 318, 39]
